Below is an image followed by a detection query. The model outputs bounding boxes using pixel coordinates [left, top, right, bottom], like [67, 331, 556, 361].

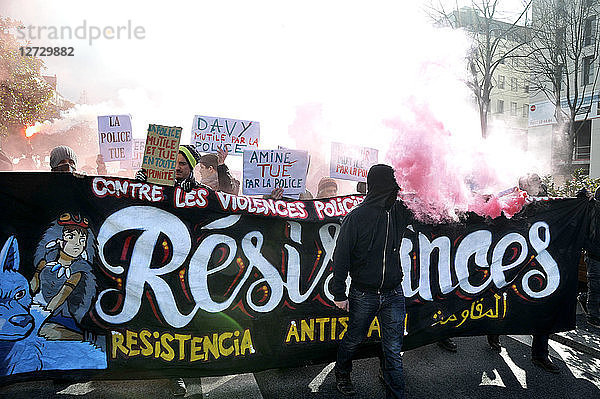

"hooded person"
[49, 145, 78, 172]
[331, 164, 409, 399]
[136, 144, 202, 193]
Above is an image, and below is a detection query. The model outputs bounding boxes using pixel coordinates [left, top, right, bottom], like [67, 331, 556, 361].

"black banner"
[0, 173, 591, 381]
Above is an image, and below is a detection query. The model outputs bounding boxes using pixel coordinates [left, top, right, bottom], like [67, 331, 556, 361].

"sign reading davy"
[243, 149, 309, 195]
[141, 124, 182, 186]
[330, 142, 378, 182]
[191, 115, 260, 155]
[97, 115, 133, 162]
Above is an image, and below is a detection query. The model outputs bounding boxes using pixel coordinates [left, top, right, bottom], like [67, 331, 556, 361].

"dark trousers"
[336, 286, 405, 399]
[585, 255, 600, 319]
[531, 334, 549, 359]
[488, 333, 549, 359]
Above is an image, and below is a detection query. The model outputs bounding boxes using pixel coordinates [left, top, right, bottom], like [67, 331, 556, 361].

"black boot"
[335, 369, 356, 396]
[487, 334, 501, 352]
[437, 337, 457, 352]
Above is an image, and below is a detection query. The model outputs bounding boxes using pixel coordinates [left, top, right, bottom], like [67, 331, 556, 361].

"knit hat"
[179, 145, 200, 169]
[317, 177, 337, 194]
[49, 146, 77, 169]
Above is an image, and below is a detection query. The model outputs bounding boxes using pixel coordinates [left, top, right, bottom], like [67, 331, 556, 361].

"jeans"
[336, 286, 405, 399]
[585, 255, 600, 319]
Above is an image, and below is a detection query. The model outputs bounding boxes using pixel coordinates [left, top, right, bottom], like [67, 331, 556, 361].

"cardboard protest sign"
[330, 142, 378, 182]
[191, 115, 260, 156]
[243, 149, 309, 195]
[141, 124, 182, 186]
[120, 138, 145, 170]
[97, 115, 133, 162]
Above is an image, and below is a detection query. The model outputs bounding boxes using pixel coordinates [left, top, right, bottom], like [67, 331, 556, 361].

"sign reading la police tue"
[97, 115, 133, 162]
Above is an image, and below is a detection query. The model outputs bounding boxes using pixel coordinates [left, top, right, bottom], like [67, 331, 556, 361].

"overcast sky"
[0, 0, 528, 152]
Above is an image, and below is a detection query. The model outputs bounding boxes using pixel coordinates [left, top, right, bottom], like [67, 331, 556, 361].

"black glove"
[135, 169, 147, 182]
[180, 175, 197, 193]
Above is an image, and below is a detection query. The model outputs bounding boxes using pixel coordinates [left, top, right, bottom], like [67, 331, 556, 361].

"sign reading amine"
[97, 115, 133, 162]
[330, 142, 378, 182]
[243, 149, 309, 196]
[191, 115, 260, 156]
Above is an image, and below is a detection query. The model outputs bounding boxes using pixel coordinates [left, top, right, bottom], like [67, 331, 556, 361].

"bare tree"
[428, 0, 532, 138]
[527, 0, 600, 171]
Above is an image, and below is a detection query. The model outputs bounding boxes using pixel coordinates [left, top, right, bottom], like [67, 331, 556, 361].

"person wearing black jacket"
[332, 164, 409, 399]
[584, 187, 600, 327]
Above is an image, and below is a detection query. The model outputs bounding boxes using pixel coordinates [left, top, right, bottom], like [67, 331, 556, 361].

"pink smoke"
[386, 102, 527, 221]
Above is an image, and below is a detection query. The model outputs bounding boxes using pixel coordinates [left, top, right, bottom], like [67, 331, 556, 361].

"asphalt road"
[2, 335, 599, 398]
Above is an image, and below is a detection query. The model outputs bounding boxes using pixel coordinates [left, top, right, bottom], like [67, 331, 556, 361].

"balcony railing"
[574, 145, 591, 161]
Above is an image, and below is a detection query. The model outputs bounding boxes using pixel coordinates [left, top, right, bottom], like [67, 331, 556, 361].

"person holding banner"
[316, 177, 338, 199]
[486, 173, 559, 374]
[136, 145, 202, 192]
[332, 164, 409, 398]
[584, 187, 600, 328]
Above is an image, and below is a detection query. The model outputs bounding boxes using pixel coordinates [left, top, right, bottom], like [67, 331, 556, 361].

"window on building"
[584, 16, 596, 47]
[573, 120, 591, 161]
[583, 56, 594, 85]
[510, 102, 518, 116]
[498, 75, 505, 89]
[523, 104, 529, 118]
[510, 77, 518, 91]
[523, 80, 529, 93]
[497, 99, 504, 113]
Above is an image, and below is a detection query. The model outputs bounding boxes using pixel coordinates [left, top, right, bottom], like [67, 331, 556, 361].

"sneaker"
[487, 334, 501, 352]
[578, 293, 588, 314]
[171, 377, 187, 396]
[335, 370, 356, 396]
[437, 338, 457, 352]
[587, 316, 600, 328]
[531, 357, 560, 374]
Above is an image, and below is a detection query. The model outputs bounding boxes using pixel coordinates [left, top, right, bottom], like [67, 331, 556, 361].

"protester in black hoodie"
[332, 164, 409, 399]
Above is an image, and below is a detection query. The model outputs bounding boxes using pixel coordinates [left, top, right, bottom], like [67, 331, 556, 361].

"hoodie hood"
[361, 164, 400, 210]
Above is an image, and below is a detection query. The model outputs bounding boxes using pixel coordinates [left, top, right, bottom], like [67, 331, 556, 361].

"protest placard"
[141, 124, 182, 186]
[243, 149, 309, 195]
[120, 138, 145, 170]
[97, 115, 133, 162]
[330, 142, 378, 182]
[191, 115, 260, 156]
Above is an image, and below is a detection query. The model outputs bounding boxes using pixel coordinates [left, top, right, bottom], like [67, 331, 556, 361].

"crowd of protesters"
[3, 144, 600, 398]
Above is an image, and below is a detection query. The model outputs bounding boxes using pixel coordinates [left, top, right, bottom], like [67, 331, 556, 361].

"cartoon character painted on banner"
[0, 235, 106, 375]
[29, 213, 97, 341]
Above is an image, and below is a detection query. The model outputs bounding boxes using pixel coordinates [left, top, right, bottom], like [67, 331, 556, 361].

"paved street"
[2, 333, 599, 399]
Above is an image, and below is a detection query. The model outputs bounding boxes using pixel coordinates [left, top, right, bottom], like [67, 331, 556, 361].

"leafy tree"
[0, 17, 56, 140]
